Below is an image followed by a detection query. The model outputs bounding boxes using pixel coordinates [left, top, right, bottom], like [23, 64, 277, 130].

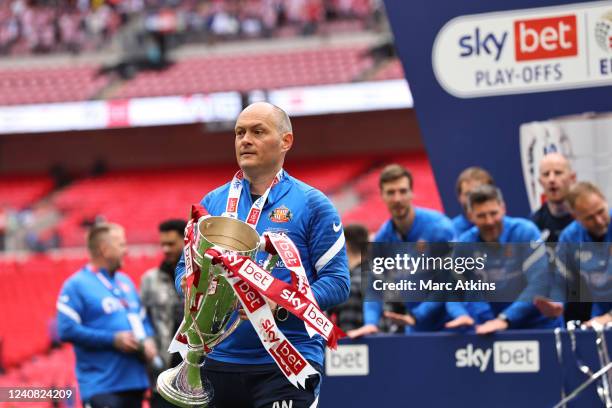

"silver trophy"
[157, 216, 260, 407]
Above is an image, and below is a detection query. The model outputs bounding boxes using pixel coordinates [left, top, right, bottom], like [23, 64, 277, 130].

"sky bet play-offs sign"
[455, 341, 540, 373]
[433, 1, 612, 97]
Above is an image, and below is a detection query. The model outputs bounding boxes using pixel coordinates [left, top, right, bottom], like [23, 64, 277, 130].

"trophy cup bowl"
[157, 216, 261, 407]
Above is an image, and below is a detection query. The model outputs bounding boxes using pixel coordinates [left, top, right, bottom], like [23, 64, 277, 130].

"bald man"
[530, 153, 591, 321]
[174, 102, 349, 407]
[531, 152, 576, 243]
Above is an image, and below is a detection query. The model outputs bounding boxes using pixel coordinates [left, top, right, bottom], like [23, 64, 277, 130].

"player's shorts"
[202, 358, 322, 408]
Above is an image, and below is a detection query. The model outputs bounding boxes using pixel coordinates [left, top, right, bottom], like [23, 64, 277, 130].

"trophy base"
[157, 363, 213, 408]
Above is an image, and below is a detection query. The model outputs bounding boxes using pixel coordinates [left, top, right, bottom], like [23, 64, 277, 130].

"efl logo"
[595, 11, 612, 52]
[514, 15, 577, 61]
[272, 340, 306, 376]
[234, 280, 264, 313]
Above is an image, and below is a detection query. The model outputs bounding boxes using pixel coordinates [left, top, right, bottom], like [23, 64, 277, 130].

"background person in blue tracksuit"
[175, 102, 349, 408]
[529, 152, 590, 323]
[536, 181, 612, 327]
[446, 185, 562, 334]
[349, 164, 455, 338]
[451, 166, 496, 237]
[57, 223, 157, 408]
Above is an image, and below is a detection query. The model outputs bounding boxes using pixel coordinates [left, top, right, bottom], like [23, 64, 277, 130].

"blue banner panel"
[321, 330, 608, 407]
[382, 0, 612, 217]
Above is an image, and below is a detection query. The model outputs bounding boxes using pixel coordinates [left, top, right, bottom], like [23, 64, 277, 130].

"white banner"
[0, 92, 242, 134]
[433, 1, 612, 98]
[263, 80, 413, 116]
[0, 101, 108, 133]
[0, 80, 413, 134]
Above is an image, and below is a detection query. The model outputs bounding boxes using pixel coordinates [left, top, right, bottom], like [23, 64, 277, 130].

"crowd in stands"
[0, 0, 384, 56]
[0, 0, 121, 55]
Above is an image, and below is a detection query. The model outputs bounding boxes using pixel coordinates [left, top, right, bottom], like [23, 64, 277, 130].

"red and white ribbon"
[262, 232, 325, 339]
[208, 247, 344, 348]
[208, 250, 319, 388]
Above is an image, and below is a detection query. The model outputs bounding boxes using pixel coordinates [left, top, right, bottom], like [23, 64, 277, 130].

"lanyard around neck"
[225, 168, 283, 229]
[89, 264, 129, 306]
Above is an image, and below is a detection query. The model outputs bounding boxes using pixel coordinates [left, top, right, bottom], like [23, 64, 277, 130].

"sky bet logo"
[432, 2, 612, 98]
[459, 14, 578, 62]
[455, 341, 540, 373]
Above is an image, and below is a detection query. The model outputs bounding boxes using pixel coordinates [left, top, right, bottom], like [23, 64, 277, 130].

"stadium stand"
[0, 174, 53, 209]
[0, 153, 433, 251]
[0, 65, 109, 106]
[51, 156, 373, 247]
[0, 2, 393, 107]
[111, 45, 374, 98]
[0, 43, 392, 105]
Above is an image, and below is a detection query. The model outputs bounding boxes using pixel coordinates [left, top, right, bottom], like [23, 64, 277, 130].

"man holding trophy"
[163, 102, 350, 408]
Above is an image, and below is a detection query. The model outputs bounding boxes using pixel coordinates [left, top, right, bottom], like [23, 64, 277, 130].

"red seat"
[0, 65, 108, 106]
[112, 46, 373, 99]
[0, 175, 54, 209]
